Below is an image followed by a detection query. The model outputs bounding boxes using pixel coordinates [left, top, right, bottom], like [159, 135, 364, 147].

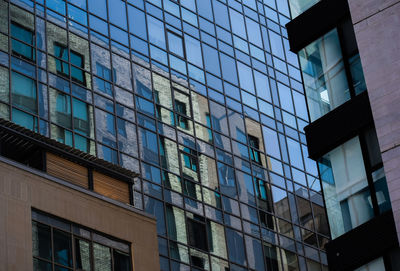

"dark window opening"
[249, 135, 261, 165]
[32, 209, 131, 271]
[187, 216, 208, 251]
[175, 99, 189, 130]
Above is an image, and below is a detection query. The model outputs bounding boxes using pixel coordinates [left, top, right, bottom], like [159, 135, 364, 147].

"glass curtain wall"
[0, 0, 329, 270]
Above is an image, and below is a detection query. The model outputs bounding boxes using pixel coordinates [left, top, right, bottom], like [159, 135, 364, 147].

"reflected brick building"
[0, 0, 331, 270]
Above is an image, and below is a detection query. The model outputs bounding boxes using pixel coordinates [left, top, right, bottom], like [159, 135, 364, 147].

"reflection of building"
[1, 0, 331, 270]
[286, 0, 400, 270]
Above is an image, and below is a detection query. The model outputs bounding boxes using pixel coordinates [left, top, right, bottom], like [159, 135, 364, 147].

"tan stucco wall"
[348, 0, 400, 242]
[0, 158, 159, 271]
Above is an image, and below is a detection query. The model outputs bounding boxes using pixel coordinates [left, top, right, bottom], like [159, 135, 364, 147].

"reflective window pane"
[299, 29, 350, 121]
[318, 137, 372, 238]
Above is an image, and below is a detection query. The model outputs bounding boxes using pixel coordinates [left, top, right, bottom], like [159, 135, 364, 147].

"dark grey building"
[0, 0, 330, 270]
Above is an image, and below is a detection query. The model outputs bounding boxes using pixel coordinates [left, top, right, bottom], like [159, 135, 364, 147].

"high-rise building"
[286, 0, 400, 270]
[0, 0, 331, 270]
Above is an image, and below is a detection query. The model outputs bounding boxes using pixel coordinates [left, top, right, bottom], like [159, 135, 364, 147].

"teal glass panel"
[11, 23, 35, 61]
[11, 71, 37, 114]
[12, 108, 38, 131]
[289, 0, 320, 18]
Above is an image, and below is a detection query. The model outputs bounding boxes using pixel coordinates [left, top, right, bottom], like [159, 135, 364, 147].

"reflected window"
[11, 71, 37, 114]
[54, 43, 85, 84]
[11, 22, 35, 61]
[183, 147, 197, 172]
[32, 209, 131, 271]
[187, 216, 208, 251]
[249, 135, 261, 165]
[95, 62, 113, 96]
[175, 99, 189, 130]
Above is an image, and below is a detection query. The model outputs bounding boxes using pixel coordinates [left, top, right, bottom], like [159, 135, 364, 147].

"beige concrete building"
[0, 119, 159, 271]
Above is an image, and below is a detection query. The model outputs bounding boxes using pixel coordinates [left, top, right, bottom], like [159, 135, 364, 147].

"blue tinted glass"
[196, 0, 213, 21]
[226, 228, 246, 265]
[88, 0, 106, 17]
[47, 0, 66, 15]
[237, 171, 256, 205]
[262, 126, 281, 159]
[136, 96, 154, 116]
[67, 4, 87, 25]
[68, 0, 86, 9]
[269, 30, 285, 59]
[218, 162, 237, 198]
[89, 15, 108, 36]
[110, 25, 129, 45]
[229, 8, 246, 38]
[147, 16, 165, 49]
[139, 128, 159, 165]
[245, 17, 262, 47]
[128, 5, 147, 39]
[167, 32, 183, 57]
[254, 70, 271, 102]
[213, 0, 230, 30]
[220, 53, 238, 84]
[100, 144, 118, 163]
[108, 0, 127, 29]
[185, 35, 203, 67]
[203, 44, 220, 76]
[237, 62, 255, 93]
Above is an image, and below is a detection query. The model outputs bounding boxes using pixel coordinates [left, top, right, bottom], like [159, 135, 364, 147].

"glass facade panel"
[318, 137, 372, 238]
[299, 29, 350, 121]
[288, 0, 320, 18]
[2, 0, 328, 269]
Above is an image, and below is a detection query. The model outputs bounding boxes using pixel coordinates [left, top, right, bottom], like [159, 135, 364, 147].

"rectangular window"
[182, 147, 197, 172]
[175, 99, 189, 130]
[32, 209, 132, 271]
[167, 31, 184, 58]
[11, 71, 37, 114]
[54, 43, 85, 85]
[249, 135, 261, 164]
[11, 21, 35, 61]
[298, 29, 350, 121]
[187, 217, 208, 251]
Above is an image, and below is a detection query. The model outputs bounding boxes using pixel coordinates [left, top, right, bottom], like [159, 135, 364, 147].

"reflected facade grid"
[0, 0, 329, 270]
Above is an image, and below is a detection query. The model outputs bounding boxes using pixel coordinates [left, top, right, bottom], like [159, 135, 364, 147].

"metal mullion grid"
[227, 0, 288, 268]
[196, 3, 245, 265]
[101, 0, 123, 166]
[82, 0, 98, 158]
[60, 1, 77, 149]
[7, 0, 13, 123]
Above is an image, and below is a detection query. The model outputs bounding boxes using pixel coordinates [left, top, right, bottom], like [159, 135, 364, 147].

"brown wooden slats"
[46, 152, 89, 188]
[93, 171, 130, 204]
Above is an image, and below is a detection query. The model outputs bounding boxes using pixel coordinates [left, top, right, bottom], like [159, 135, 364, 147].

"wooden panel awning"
[0, 118, 139, 183]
